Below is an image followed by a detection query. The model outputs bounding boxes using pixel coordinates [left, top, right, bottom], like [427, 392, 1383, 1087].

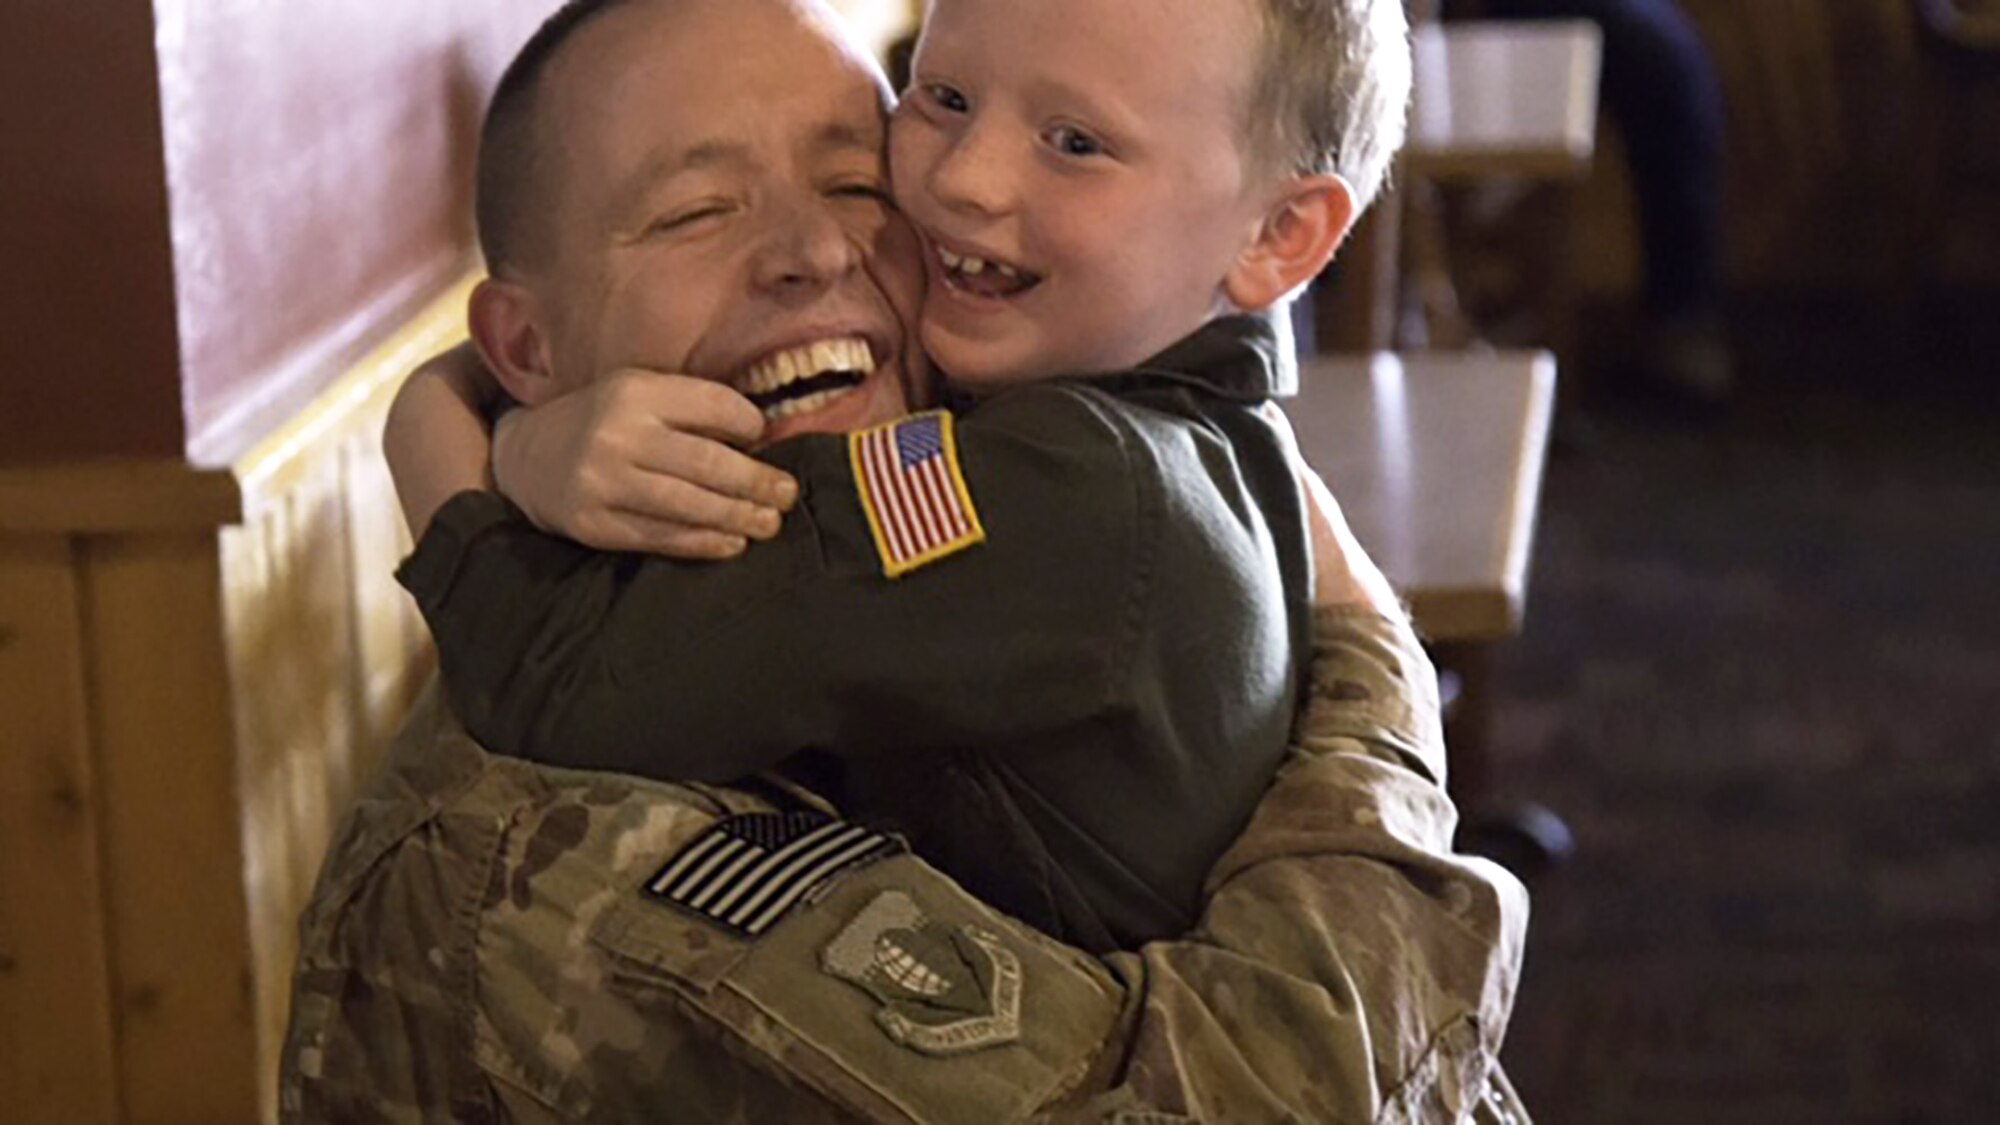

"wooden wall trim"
[231, 276, 476, 512]
[84, 531, 263, 1121]
[221, 273, 470, 1120]
[0, 463, 240, 535]
[2, 275, 470, 1122]
[0, 536, 123, 1125]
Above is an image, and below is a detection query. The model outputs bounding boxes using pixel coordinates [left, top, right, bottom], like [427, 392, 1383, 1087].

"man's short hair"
[476, 0, 641, 275]
[1247, 0, 1412, 210]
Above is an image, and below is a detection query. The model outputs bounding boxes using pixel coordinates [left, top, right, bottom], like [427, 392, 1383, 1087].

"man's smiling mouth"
[938, 246, 1043, 300]
[737, 337, 875, 419]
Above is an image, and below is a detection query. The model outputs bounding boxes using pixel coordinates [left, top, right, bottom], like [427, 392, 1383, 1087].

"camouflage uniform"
[282, 608, 1531, 1123]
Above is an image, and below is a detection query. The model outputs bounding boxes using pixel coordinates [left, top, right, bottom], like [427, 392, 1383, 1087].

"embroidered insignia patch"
[850, 411, 986, 579]
[645, 812, 904, 938]
[820, 890, 1023, 1056]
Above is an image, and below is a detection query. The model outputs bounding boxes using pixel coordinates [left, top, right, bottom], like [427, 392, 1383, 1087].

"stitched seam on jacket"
[1064, 384, 1158, 724]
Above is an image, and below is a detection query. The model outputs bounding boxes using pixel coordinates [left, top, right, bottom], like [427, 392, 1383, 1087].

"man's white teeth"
[743, 337, 873, 395]
[766, 387, 849, 419]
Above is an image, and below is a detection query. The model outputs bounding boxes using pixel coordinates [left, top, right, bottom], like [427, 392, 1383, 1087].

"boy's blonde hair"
[1248, 0, 1412, 209]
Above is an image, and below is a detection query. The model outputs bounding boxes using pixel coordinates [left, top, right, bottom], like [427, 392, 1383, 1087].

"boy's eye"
[922, 82, 971, 114]
[1046, 125, 1107, 159]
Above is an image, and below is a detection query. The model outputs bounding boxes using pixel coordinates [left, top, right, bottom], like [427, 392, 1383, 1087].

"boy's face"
[522, 0, 925, 444]
[891, 0, 1275, 390]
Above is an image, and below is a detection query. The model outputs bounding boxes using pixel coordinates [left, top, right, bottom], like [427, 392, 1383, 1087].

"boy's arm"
[382, 343, 797, 556]
[399, 387, 1177, 782]
[383, 341, 500, 540]
[490, 369, 799, 559]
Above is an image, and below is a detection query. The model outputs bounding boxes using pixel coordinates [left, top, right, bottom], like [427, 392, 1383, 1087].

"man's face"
[889, 0, 1273, 390]
[527, 0, 925, 444]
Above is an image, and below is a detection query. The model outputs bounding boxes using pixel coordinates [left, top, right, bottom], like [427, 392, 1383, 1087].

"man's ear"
[1223, 174, 1358, 312]
[467, 277, 562, 406]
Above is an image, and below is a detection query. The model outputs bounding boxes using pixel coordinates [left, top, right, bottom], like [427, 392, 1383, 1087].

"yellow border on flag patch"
[848, 410, 987, 579]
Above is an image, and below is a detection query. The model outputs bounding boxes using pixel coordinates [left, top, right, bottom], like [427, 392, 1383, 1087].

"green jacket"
[280, 609, 1533, 1123]
[400, 316, 1315, 951]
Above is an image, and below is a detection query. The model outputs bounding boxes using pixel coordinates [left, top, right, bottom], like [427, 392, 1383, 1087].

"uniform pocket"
[589, 850, 1128, 1124]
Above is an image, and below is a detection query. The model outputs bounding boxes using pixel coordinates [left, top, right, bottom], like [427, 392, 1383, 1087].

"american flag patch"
[645, 811, 904, 938]
[850, 411, 986, 578]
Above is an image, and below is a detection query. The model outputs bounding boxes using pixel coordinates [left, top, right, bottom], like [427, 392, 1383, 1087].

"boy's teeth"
[939, 244, 1032, 288]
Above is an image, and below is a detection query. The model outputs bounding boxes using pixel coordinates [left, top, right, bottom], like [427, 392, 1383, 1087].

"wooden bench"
[1283, 349, 1557, 823]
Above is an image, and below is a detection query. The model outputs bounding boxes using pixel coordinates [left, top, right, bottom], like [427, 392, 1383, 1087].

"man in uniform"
[281, 0, 1533, 1118]
[284, 517, 1531, 1122]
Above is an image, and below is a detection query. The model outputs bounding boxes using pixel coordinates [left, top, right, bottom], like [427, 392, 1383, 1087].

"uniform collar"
[936, 310, 1298, 410]
[1115, 310, 1298, 401]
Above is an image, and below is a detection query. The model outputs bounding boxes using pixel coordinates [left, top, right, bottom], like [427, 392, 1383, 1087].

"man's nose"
[927, 119, 1015, 218]
[751, 195, 863, 294]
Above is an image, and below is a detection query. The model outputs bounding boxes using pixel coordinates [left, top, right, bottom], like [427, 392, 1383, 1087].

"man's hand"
[1259, 402, 1405, 618]
[493, 369, 801, 560]
[1297, 457, 1405, 618]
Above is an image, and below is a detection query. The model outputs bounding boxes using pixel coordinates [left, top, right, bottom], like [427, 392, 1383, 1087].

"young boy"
[398, 0, 1412, 952]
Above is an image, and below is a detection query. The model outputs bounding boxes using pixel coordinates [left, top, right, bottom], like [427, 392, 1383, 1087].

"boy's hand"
[492, 369, 801, 560]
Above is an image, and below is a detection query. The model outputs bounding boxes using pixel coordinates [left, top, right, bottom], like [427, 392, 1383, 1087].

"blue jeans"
[1478, 0, 1726, 317]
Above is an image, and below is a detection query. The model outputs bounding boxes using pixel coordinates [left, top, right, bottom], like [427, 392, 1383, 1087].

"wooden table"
[1285, 350, 1556, 643]
[1283, 350, 1557, 823]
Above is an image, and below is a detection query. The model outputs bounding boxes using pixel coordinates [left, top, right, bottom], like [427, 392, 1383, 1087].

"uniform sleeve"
[397, 389, 1150, 782]
[1034, 608, 1533, 1122]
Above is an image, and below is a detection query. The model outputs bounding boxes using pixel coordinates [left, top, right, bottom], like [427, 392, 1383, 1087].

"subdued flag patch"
[645, 811, 904, 938]
[850, 411, 986, 578]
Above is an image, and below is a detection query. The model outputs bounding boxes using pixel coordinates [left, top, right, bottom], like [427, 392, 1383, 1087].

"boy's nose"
[927, 122, 1015, 218]
[752, 196, 862, 293]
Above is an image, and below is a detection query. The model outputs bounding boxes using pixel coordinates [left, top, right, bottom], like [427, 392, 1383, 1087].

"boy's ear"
[467, 278, 562, 406]
[1223, 174, 1358, 312]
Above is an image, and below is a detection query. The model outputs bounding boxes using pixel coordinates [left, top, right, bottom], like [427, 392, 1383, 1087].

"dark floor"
[1488, 300, 2000, 1124]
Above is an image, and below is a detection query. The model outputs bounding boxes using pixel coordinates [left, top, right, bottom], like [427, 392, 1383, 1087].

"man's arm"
[1039, 606, 1529, 1121]
[291, 495, 1529, 1122]
[1032, 460, 1528, 1120]
[400, 387, 1174, 782]
[438, 607, 1525, 1123]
